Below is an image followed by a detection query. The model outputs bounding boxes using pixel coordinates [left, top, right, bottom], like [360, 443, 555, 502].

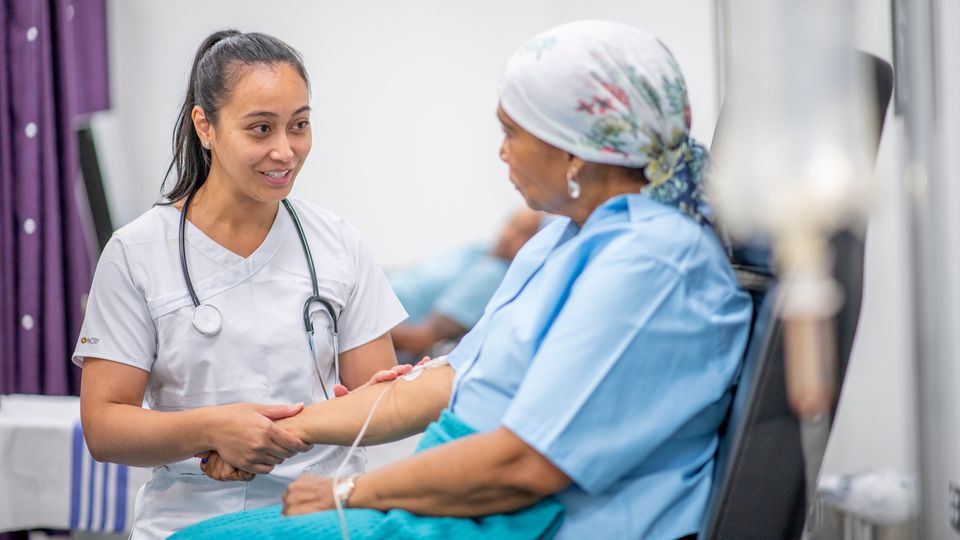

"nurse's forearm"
[81, 401, 222, 466]
[278, 365, 454, 446]
[84, 401, 307, 470]
[80, 357, 213, 466]
[81, 358, 308, 471]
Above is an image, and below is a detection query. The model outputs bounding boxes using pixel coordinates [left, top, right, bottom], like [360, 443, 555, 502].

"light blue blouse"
[447, 194, 752, 540]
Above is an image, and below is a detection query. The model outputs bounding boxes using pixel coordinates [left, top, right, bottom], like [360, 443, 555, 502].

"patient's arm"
[280, 363, 571, 517]
[283, 426, 571, 517]
[278, 363, 455, 447]
[200, 362, 443, 482]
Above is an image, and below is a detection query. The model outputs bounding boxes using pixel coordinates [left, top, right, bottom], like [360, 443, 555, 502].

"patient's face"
[497, 105, 570, 215]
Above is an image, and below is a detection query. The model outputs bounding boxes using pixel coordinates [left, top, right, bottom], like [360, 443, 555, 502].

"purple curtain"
[0, 0, 109, 397]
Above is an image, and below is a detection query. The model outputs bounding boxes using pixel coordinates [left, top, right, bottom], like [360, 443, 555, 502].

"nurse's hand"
[197, 451, 255, 482]
[282, 474, 337, 515]
[331, 363, 415, 398]
[210, 403, 314, 474]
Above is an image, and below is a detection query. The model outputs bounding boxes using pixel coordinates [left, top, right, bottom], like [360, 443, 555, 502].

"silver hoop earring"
[566, 170, 581, 199]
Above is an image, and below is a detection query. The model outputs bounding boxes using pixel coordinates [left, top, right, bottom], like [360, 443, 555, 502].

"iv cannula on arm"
[277, 359, 455, 448]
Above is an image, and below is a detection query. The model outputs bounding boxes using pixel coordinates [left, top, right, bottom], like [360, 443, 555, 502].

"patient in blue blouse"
[185, 20, 752, 540]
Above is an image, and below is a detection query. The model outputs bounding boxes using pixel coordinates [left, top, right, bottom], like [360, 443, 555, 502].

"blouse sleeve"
[501, 236, 749, 495]
[72, 237, 157, 371]
[336, 222, 408, 352]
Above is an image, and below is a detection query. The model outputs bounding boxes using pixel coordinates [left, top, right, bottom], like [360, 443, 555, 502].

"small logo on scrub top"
[80, 336, 100, 345]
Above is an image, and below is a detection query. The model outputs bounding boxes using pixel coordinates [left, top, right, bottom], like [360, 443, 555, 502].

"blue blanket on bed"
[171, 409, 564, 540]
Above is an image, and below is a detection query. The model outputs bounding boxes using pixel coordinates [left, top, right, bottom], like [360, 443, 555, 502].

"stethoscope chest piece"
[192, 303, 223, 337]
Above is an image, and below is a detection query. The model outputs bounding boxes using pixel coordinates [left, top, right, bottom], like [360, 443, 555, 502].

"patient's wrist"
[343, 474, 380, 510]
[276, 414, 310, 443]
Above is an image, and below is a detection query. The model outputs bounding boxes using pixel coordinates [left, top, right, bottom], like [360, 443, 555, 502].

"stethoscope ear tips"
[192, 304, 223, 337]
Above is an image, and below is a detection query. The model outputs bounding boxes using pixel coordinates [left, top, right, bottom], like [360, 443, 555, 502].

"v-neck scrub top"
[73, 199, 407, 539]
[447, 194, 752, 540]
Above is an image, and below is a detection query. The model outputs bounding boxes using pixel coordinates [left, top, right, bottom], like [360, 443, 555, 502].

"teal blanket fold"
[171, 409, 565, 540]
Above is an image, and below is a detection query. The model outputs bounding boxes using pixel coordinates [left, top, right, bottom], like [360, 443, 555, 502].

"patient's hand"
[282, 474, 337, 515]
[331, 363, 416, 397]
[197, 451, 255, 482]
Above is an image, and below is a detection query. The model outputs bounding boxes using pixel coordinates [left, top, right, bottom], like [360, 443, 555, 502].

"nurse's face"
[204, 63, 312, 203]
[497, 106, 572, 215]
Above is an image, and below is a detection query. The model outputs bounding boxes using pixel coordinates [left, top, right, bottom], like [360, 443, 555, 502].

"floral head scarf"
[499, 20, 710, 223]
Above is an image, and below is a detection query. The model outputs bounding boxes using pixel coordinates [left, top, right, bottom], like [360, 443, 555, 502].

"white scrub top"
[72, 198, 407, 540]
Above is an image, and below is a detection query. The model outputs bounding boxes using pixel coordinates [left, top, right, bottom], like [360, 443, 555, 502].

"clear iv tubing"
[329, 357, 449, 540]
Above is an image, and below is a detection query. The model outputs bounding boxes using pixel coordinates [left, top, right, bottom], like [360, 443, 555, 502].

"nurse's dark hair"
[160, 30, 310, 204]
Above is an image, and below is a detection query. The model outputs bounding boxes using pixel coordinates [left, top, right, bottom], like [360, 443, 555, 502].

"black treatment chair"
[699, 52, 893, 540]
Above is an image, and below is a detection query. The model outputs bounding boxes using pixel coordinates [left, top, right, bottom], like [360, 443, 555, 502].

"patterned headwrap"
[499, 20, 710, 223]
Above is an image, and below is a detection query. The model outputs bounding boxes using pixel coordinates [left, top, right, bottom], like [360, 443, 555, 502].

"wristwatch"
[334, 474, 359, 508]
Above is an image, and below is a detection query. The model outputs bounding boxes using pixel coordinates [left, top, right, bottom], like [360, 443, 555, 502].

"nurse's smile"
[260, 168, 294, 188]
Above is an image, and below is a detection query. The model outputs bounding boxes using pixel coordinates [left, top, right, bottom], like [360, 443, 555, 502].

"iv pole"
[903, 0, 960, 537]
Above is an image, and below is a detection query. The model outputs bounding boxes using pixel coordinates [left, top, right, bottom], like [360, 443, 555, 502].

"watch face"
[335, 476, 356, 506]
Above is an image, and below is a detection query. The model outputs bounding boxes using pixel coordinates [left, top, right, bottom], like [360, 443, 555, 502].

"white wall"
[98, 0, 717, 267]
[98, 0, 916, 481]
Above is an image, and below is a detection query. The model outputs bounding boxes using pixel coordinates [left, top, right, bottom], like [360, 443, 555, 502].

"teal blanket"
[171, 409, 564, 539]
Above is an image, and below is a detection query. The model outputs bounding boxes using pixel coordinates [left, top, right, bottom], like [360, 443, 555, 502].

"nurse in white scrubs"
[72, 30, 409, 539]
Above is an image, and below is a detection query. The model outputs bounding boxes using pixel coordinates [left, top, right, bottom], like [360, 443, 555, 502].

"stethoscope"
[178, 191, 340, 399]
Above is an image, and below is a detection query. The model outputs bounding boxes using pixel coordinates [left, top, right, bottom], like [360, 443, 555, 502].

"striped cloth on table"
[69, 421, 130, 533]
